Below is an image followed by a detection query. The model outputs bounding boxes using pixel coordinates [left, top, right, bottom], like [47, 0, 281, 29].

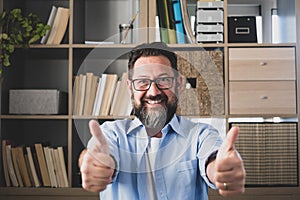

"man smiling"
[79, 42, 245, 200]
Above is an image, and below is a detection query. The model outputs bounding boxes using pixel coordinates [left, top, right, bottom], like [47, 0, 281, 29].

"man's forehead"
[132, 63, 174, 74]
[134, 55, 171, 66]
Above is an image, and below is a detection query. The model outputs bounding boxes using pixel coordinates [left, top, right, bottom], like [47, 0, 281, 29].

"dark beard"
[133, 93, 178, 129]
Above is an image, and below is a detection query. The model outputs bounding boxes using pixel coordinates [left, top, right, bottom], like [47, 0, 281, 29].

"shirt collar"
[127, 115, 187, 138]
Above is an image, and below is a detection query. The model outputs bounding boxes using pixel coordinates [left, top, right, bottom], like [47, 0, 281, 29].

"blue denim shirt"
[91, 115, 223, 200]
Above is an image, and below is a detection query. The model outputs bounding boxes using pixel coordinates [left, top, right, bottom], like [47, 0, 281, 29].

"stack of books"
[156, 0, 186, 44]
[41, 6, 70, 45]
[2, 140, 69, 188]
[73, 72, 132, 117]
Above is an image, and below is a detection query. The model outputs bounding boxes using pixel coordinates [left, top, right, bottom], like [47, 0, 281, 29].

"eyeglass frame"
[130, 77, 175, 91]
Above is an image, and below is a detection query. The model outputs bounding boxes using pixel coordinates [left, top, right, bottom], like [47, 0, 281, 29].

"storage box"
[9, 89, 67, 114]
[197, 24, 223, 33]
[197, 10, 223, 23]
[197, 1, 224, 9]
[228, 16, 257, 43]
[196, 33, 223, 43]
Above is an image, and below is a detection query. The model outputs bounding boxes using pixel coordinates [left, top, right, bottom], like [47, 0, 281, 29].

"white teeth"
[147, 100, 162, 104]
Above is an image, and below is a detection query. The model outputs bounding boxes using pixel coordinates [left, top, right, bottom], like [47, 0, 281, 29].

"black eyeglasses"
[131, 77, 175, 91]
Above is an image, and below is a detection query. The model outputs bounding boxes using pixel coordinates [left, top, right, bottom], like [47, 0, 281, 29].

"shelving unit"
[0, 0, 299, 199]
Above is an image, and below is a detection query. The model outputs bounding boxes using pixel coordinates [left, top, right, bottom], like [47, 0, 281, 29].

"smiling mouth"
[146, 100, 163, 105]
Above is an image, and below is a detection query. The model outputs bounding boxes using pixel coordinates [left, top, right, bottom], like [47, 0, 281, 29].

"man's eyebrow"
[134, 73, 172, 79]
[133, 75, 150, 79]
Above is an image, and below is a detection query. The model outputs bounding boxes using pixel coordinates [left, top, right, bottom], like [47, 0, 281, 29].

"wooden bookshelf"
[0, 0, 299, 199]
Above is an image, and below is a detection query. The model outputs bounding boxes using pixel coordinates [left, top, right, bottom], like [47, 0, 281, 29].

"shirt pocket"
[176, 159, 197, 172]
[174, 159, 198, 200]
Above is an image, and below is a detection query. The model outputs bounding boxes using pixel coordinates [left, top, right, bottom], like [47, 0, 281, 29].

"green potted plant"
[0, 8, 50, 74]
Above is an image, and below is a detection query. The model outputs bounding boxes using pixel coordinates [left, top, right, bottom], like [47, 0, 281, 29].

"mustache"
[142, 94, 168, 102]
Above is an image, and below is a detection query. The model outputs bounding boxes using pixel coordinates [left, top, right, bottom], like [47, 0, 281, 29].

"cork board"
[175, 50, 224, 116]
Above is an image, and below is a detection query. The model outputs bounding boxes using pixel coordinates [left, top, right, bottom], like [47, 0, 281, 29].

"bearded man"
[78, 42, 245, 200]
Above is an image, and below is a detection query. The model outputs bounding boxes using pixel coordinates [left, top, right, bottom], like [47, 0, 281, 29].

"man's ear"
[127, 79, 132, 91]
[176, 75, 183, 94]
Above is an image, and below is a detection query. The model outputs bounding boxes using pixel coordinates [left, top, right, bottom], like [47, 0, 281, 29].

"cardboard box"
[9, 89, 67, 114]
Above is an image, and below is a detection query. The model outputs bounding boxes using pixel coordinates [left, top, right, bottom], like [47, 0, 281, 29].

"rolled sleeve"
[197, 127, 223, 189]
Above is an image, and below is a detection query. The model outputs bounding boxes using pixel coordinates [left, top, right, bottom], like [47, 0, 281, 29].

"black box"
[228, 16, 257, 43]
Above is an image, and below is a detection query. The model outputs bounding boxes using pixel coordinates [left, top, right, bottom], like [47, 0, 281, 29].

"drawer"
[229, 48, 295, 80]
[229, 81, 296, 115]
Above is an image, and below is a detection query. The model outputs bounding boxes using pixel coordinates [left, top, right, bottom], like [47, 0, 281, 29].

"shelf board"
[0, 187, 97, 197]
[228, 114, 298, 119]
[168, 43, 226, 48]
[72, 115, 133, 120]
[227, 43, 296, 47]
[208, 187, 300, 198]
[0, 187, 299, 198]
[24, 43, 298, 49]
[0, 115, 69, 120]
[71, 43, 136, 49]
[27, 44, 70, 49]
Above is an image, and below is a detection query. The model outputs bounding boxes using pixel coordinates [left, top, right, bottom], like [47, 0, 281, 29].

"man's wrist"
[109, 154, 118, 178]
[206, 150, 218, 184]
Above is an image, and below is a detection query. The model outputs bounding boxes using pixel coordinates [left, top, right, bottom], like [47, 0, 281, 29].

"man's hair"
[127, 42, 178, 79]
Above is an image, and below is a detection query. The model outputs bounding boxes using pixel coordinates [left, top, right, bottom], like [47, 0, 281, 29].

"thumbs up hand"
[214, 127, 246, 197]
[87, 119, 110, 155]
[80, 120, 116, 192]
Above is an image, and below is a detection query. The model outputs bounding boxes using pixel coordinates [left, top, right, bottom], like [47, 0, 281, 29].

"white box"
[197, 24, 223, 33]
[196, 33, 223, 43]
[197, 1, 224, 9]
[9, 89, 67, 114]
[197, 10, 224, 23]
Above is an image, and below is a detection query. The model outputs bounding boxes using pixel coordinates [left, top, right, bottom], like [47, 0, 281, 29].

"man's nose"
[147, 82, 162, 96]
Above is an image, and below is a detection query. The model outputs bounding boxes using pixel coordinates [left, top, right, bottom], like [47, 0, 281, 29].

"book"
[88, 74, 99, 115]
[26, 146, 41, 187]
[40, 6, 58, 44]
[44, 146, 58, 187]
[52, 148, 64, 187]
[92, 77, 102, 116]
[157, 0, 169, 43]
[2, 140, 11, 186]
[46, 7, 70, 45]
[99, 74, 118, 116]
[172, 0, 186, 43]
[16, 146, 32, 187]
[34, 143, 51, 187]
[166, 0, 177, 43]
[83, 73, 99, 116]
[11, 147, 24, 187]
[109, 80, 121, 116]
[119, 78, 133, 116]
[83, 72, 94, 116]
[111, 72, 132, 116]
[24, 154, 34, 186]
[57, 147, 69, 187]
[72, 75, 80, 115]
[84, 41, 114, 45]
[32, 149, 43, 187]
[93, 74, 108, 116]
[78, 74, 87, 116]
[5, 144, 19, 187]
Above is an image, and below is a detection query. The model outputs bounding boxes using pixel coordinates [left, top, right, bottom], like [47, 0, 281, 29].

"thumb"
[87, 119, 110, 155]
[217, 126, 239, 160]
